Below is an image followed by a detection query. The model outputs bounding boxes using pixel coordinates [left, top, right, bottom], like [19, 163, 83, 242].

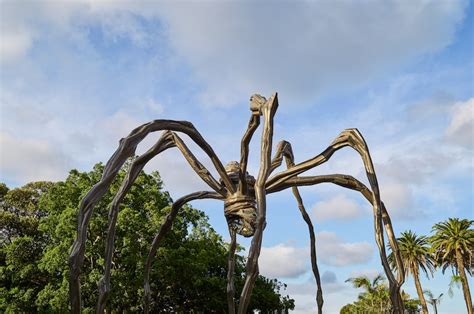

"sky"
[0, 0, 473, 313]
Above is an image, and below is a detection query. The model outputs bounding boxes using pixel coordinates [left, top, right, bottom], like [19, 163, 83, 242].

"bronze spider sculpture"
[69, 93, 406, 313]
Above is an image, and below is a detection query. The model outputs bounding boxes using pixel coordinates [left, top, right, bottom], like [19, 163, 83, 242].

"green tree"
[402, 289, 422, 314]
[340, 303, 356, 313]
[0, 181, 53, 312]
[430, 218, 473, 314]
[388, 230, 435, 314]
[345, 274, 390, 313]
[1, 163, 294, 312]
[342, 275, 421, 313]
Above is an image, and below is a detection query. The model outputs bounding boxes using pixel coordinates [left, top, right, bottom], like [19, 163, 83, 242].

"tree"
[343, 274, 420, 313]
[430, 218, 473, 314]
[1, 163, 294, 312]
[345, 274, 391, 313]
[388, 230, 435, 314]
[423, 290, 443, 314]
[0, 181, 53, 312]
[402, 290, 422, 314]
[340, 303, 356, 313]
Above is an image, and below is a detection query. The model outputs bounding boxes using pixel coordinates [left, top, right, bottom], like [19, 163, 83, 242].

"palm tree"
[345, 274, 385, 295]
[388, 230, 435, 314]
[345, 274, 389, 312]
[344, 276, 424, 313]
[424, 290, 443, 314]
[430, 218, 473, 314]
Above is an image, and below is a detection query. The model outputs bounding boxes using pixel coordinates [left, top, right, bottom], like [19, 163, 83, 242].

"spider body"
[69, 93, 406, 314]
[223, 161, 257, 237]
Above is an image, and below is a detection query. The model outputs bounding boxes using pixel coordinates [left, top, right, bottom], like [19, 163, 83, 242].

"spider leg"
[228, 99, 264, 310]
[269, 140, 324, 313]
[238, 114, 260, 194]
[267, 128, 380, 190]
[143, 191, 223, 313]
[96, 130, 228, 312]
[226, 229, 237, 313]
[238, 93, 279, 313]
[69, 119, 233, 313]
[169, 132, 228, 195]
[268, 173, 405, 313]
[267, 128, 405, 312]
[266, 129, 392, 282]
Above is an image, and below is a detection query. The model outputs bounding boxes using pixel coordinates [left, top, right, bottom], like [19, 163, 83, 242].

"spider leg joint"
[250, 92, 279, 117]
[250, 94, 267, 115]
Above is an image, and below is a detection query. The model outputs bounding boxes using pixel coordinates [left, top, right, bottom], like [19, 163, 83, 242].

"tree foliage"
[430, 218, 473, 275]
[430, 218, 473, 313]
[388, 230, 434, 314]
[1, 163, 294, 312]
[342, 274, 420, 313]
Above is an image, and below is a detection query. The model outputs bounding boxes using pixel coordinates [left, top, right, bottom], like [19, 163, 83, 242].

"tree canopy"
[342, 274, 420, 313]
[430, 218, 473, 313]
[388, 230, 435, 314]
[0, 163, 294, 312]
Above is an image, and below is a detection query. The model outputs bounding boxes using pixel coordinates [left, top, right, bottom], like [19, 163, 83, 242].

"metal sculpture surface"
[69, 93, 406, 313]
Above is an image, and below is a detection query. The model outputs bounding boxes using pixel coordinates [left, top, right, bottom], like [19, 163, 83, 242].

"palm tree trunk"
[456, 250, 473, 314]
[413, 268, 429, 314]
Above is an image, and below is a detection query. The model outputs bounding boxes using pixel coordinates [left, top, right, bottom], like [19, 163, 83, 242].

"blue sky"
[0, 1, 472, 313]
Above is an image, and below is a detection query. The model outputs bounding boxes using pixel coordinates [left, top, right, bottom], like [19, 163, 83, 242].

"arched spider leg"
[96, 130, 228, 313]
[143, 191, 224, 313]
[267, 174, 404, 287]
[269, 140, 324, 314]
[69, 120, 234, 313]
[266, 127, 405, 313]
[238, 93, 279, 313]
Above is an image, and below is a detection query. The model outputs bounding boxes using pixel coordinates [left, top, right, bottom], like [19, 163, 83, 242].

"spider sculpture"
[69, 93, 406, 313]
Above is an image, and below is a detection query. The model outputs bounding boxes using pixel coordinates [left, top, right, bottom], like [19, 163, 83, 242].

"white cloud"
[286, 271, 353, 314]
[0, 1, 468, 106]
[0, 132, 71, 184]
[158, 0, 467, 106]
[143, 149, 214, 197]
[317, 231, 373, 267]
[380, 181, 417, 220]
[375, 140, 453, 185]
[288, 271, 346, 297]
[0, 28, 32, 63]
[445, 98, 474, 148]
[146, 99, 165, 115]
[312, 194, 366, 221]
[258, 243, 309, 279]
[349, 268, 383, 281]
[101, 110, 144, 141]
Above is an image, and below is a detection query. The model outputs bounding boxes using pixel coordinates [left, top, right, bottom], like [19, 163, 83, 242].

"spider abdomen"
[224, 193, 257, 237]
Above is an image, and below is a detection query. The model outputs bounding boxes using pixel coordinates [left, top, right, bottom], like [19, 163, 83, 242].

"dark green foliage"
[0, 181, 53, 312]
[0, 163, 294, 313]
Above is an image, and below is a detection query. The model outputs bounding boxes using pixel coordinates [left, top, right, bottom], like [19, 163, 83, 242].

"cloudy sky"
[1, 0, 472, 312]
